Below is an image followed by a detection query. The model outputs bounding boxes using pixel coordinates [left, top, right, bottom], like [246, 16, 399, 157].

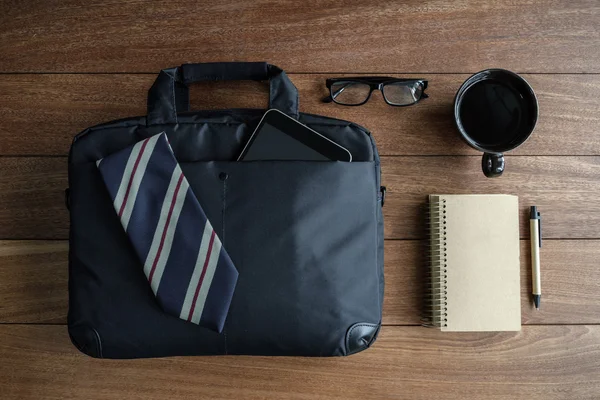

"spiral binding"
[421, 197, 448, 328]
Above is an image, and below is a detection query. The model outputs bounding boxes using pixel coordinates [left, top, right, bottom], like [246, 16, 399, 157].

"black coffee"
[458, 79, 524, 148]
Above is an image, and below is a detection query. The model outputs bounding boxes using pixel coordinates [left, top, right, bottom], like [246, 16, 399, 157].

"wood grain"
[385, 239, 600, 326]
[0, 74, 151, 155]
[518, 240, 600, 325]
[0, 1, 598, 73]
[1, 74, 600, 156]
[383, 156, 600, 239]
[0, 325, 599, 400]
[3, 240, 599, 325]
[3, 156, 599, 240]
[0, 241, 68, 323]
[0, 157, 67, 240]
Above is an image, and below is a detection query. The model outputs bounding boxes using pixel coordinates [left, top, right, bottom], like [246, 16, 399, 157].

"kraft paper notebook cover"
[423, 194, 521, 332]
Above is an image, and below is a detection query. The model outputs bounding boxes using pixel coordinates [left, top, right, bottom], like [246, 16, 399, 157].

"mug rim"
[454, 68, 539, 154]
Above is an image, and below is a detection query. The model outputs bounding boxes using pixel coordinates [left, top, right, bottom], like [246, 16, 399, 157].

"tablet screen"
[240, 122, 330, 161]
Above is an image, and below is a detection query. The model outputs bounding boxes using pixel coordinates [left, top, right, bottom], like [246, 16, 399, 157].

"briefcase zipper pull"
[65, 188, 70, 210]
[379, 186, 386, 207]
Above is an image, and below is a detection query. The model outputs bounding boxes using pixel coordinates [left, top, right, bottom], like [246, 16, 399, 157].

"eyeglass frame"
[323, 77, 429, 107]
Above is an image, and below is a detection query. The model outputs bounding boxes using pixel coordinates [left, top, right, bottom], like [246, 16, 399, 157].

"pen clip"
[538, 212, 542, 248]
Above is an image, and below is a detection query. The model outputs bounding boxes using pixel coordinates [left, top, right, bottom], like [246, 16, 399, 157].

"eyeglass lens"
[382, 82, 423, 105]
[330, 81, 371, 105]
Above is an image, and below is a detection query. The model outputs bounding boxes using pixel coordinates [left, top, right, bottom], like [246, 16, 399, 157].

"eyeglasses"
[324, 77, 428, 106]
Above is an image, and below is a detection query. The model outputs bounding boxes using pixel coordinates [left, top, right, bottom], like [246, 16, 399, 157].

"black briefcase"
[67, 62, 384, 358]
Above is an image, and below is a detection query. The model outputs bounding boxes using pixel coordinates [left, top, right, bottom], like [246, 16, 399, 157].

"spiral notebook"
[423, 194, 521, 332]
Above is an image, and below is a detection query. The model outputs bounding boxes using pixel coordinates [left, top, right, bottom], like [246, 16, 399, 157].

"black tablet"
[237, 109, 352, 161]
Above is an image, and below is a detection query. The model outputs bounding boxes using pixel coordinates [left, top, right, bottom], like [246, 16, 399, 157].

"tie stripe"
[114, 135, 160, 230]
[182, 227, 223, 324]
[96, 132, 238, 332]
[146, 169, 189, 293]
[188, 230, 216, 322]
[196, 236, 223, 324]
[118, 138, 149, 217]
[192, 236, 222, 324]
[199, 251, 238, 329]
[113, 140, 144, 217]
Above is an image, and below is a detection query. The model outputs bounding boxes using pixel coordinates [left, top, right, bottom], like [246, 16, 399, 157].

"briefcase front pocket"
[182, 160, 382, 356]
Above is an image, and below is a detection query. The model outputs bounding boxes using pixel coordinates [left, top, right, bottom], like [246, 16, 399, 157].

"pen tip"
[533, 295, 541, 310]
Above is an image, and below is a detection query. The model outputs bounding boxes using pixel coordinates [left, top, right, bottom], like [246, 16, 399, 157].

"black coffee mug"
[454, 69, 538, 177]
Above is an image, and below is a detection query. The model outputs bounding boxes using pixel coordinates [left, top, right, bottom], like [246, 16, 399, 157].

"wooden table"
[1, 1, 599, 399]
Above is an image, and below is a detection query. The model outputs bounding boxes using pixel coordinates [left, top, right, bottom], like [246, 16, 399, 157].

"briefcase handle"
[146, 62, 299, 125]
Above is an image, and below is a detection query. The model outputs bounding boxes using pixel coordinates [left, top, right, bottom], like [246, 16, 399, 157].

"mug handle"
[482, 153, 505, 177]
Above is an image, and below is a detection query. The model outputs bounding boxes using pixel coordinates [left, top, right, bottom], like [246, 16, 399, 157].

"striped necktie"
[96, 132, 238, 332]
